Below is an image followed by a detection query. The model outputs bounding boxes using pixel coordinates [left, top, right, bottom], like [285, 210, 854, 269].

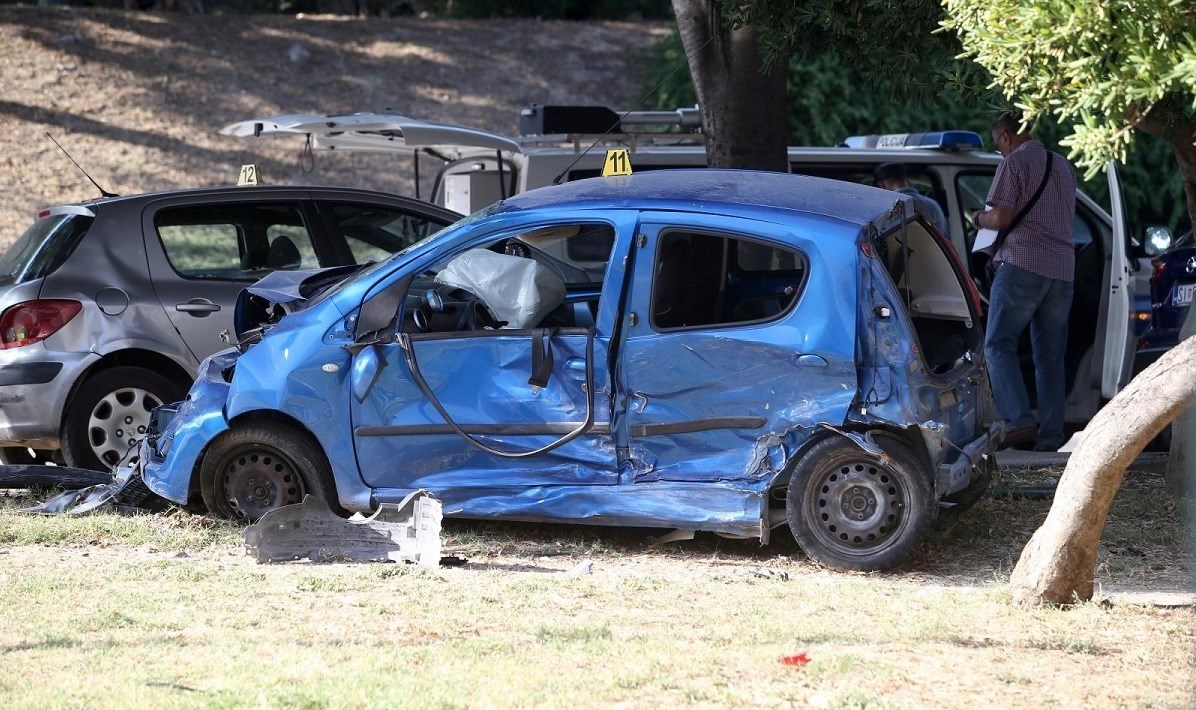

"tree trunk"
[1165, 305, 1196, 494]
[671, 0, 790, 171]
[1009, 334, 1196, 605]
[1130, 100, 1196, 496]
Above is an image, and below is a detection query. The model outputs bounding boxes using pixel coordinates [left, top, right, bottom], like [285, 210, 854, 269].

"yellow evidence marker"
[601, 149, 632, 177]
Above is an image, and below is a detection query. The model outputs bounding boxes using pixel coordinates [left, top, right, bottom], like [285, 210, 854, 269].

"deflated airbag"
[435, 248, 566, 329]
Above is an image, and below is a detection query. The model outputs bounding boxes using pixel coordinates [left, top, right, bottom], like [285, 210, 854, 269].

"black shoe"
[1000, 425, 1036, 450]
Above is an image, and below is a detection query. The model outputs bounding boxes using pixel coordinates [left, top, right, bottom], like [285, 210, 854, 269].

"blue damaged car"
[140, 170, 999, 571]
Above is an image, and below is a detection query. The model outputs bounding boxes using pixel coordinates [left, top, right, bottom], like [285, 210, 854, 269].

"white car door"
[1102, 161, 1133, 398]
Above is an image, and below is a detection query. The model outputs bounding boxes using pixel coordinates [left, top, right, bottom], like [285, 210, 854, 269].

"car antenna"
[44, 132, 119, 198]
[551, 33, 714, 186]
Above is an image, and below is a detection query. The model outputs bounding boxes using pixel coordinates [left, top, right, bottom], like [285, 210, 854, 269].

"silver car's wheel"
[86, 386, 163, 467]
[62, 367, 185, 472]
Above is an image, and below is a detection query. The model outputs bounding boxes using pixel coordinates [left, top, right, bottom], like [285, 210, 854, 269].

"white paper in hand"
[971, 204, 999, 254]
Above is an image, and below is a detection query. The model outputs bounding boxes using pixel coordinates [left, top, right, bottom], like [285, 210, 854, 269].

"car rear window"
[0, 213, 93, 284]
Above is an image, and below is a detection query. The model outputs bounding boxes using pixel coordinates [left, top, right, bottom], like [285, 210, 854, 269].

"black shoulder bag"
[986, 150, 1054, 281]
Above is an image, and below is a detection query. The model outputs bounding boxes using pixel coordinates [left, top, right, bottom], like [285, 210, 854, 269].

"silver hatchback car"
[0, 185, 458, 470]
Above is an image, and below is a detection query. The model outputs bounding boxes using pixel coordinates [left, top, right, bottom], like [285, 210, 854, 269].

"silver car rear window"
[0, 213, 93, 284]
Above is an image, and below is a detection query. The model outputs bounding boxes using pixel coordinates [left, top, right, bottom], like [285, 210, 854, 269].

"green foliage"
[940, 0, 1196, 179]
[720, 0, 990, 106]
[647, 29, 1189, 235]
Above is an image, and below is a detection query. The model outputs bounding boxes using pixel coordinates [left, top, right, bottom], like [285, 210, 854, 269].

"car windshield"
[0, 212, 93, 284]
[328, 201, 499, 295]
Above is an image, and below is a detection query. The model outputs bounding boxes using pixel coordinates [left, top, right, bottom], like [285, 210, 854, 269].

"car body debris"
[15, 462, 167, 516]
[244, 492, 443, 565]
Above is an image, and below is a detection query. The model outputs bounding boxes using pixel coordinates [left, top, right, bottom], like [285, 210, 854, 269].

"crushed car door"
[1102, 161, 1133, 398]
[350, 218, 632, 491]
[617, 214, 858, 483]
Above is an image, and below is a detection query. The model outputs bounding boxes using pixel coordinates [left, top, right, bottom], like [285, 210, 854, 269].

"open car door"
[1102, 161, 1133, 398]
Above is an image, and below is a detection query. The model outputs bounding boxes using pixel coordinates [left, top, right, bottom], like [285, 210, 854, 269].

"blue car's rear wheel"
[786, 435, 934, 572]
[199, 423, 338, 522]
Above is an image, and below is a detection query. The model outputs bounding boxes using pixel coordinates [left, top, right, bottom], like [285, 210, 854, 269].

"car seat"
[266, 235, 303, 270]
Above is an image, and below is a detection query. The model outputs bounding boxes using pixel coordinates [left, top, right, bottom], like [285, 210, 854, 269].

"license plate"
[1175, 283, 1195, 307]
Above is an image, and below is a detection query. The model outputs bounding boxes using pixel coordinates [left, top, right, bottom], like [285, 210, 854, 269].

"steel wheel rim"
[221, 448, 306, 521]
[87, 386, 162, 468]
[805, 458, 909, 556]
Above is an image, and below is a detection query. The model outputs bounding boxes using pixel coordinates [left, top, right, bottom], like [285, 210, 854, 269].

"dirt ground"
[0, 6, 671, 245]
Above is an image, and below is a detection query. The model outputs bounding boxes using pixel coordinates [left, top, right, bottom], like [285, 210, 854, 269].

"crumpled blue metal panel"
[372, 479, 769, 538]
[618, 332, 857, 484]
[851, 238, 989, 481]
[141, 349, 235, 504]
[615, 215, 860, 485]
[352, 330, 618, 490]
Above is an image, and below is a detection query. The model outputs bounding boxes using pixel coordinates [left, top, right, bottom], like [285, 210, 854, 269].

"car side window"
[326, 203, 446, 264]
[155, 203, 317, 279]
[651, 230, 806, 330]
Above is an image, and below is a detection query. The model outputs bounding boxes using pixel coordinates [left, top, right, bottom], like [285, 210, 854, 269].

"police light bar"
[842, 131, 984, 151]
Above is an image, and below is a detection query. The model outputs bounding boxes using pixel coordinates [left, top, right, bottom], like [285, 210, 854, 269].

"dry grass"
[0, 6, 671, 246]
[0, 458, 1192, 708]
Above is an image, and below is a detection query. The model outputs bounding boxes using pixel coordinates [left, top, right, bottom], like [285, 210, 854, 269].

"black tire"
[0, 447, 57, 465]
[62, 367, 185, 472]
[199, 422, 338, 523]
[786, 435, 935, 572]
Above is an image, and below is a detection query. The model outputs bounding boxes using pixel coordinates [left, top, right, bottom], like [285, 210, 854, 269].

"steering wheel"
[465, 298, 502, 330]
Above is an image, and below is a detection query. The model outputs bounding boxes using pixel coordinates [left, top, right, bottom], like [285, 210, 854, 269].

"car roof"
[496, 169, 912, 230]
[66, 184, 459, 215]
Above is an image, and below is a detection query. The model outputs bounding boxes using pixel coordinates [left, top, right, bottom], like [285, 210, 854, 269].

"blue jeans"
[984, 263, 1073, 447]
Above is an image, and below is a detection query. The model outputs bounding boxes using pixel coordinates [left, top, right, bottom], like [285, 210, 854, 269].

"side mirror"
[350, 344, 386, 403]
[1144, 225, 1173, 256]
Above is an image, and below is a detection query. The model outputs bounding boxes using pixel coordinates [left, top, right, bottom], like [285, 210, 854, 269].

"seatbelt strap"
[529, 328, 555, 388]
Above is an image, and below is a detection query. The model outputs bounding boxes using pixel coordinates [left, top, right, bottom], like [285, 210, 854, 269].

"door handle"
[176, 299, 221, 316]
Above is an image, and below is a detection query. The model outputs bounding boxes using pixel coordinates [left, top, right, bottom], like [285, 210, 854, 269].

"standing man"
[972, 113, 1077, 451]
[874, 162, 949, 236]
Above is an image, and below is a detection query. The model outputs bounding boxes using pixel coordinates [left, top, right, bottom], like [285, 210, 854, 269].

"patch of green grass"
[534, 624, 614, 645]
[1026, 637, 1109, 655]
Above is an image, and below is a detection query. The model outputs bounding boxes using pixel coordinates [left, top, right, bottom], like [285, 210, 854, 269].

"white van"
[223, 106, 1142, 427]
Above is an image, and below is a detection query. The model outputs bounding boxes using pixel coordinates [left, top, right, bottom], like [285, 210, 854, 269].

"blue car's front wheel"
[199, 422, 338, 523]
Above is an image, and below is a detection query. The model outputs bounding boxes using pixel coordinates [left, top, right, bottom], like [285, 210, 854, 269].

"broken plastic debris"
[244, 492, 442, 566]
[16, 462, 164, 516]
[650, 529, 695, 545]
[779, 652, 811, 666]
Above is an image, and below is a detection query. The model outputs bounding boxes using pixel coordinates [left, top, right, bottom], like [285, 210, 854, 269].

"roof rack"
[518, 104, 701, 137]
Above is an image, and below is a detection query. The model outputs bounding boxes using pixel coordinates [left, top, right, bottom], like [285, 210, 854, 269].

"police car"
[223, 106, 1141, 429]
